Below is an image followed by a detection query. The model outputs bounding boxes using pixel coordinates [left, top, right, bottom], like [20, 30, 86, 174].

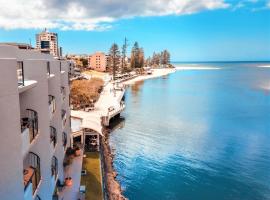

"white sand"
[123, 68, 176, 85]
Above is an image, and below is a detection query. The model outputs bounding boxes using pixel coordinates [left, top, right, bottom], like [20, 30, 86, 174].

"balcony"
[17, 61, 37, 93]
[61, 87, 66, 102]
[49, 95, 56, 120]
[23, 152, 41, 196]
[21, 109, 39, 155]
[61, 110, 67, 128]
[50, 126, 57, 149]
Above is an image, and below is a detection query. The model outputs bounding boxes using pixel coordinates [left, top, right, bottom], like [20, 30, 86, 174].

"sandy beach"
[123, 68, 176, 85]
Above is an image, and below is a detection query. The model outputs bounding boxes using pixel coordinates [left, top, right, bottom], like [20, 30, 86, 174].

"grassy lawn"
[81, 152, 103, 200]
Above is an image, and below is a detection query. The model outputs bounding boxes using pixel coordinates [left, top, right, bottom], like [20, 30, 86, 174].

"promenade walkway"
[71, 81, 125, 132]
[58, 153, 83, 200]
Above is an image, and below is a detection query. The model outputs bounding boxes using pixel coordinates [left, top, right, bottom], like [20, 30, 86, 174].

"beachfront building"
[0, 44, 71, 200]
[36, 29, 59, 57]
[88, 52, 109, 72]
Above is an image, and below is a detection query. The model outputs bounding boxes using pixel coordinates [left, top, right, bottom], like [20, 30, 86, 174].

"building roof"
[0, 42, 34, 49]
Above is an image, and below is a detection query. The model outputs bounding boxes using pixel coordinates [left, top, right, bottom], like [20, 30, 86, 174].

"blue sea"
[109, 62, 270, 200]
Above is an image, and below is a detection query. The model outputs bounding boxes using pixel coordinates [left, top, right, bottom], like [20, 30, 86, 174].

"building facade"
[0, 44, 71, 200]
[88, 52, 109, 72]
[36, 29, 59, 57]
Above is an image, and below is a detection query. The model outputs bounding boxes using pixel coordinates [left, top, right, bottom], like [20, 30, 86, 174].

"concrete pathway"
[58, 153, 83, 200]
[71, 81, 125, 133]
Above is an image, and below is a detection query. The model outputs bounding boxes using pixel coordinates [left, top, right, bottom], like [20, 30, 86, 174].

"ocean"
[109, 62, 270, 200]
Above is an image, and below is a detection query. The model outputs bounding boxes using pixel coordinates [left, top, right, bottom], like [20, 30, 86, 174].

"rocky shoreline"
[101, 127, 127, 200]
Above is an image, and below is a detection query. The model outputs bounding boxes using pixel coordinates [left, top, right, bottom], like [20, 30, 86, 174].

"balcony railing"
[51, 156, 58, 180]
[23, 152, 41, 195]
[17, 61, 24, 86]
[49, 95, 56, 119]
[61, 110, 66, 127]
[21, 109, 38, 144]
[50, 126, 57, 148]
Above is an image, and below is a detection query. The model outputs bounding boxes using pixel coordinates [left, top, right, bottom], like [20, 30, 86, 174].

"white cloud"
[267, 0, 270, 7]
[0, 0, 230, 31]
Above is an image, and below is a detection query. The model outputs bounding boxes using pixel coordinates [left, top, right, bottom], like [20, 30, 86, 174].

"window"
[23, 152, 41, 195]
[41, 41, 50, 49]
[61, 87, 66, 101]
[62, 132, 67, 148]
[50, 126, 57, 147]
[26, 109, 39, 143]
[17, 61, 24, 86]
[61, 110, 66, 126]
[47, 62, 50, 76]
[51, 156, 58, 180]
[48, 95, 56, 113]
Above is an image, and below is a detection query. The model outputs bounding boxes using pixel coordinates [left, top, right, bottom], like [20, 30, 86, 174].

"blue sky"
[0, 0, 269, 61]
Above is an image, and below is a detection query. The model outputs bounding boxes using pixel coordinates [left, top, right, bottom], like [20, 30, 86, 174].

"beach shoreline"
[123, 68, 176, 85]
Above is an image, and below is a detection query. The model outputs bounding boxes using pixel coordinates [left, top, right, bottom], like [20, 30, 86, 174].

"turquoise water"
[109, 62, 270, 200]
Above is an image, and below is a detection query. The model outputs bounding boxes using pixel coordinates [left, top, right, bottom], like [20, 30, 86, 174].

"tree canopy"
[108, 43, 120, 80]
[130, 42, 144, 68]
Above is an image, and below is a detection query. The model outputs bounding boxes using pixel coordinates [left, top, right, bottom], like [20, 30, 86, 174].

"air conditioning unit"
[79, 185, 86, 193]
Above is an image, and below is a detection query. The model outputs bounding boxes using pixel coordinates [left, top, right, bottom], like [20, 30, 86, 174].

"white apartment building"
[0, 44, 72, 200]
[36, 29, 59, 57]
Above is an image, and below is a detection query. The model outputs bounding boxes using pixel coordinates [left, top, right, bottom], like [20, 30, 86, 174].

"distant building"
[88, 52, 109, 72]
[36, 28, 59, 57]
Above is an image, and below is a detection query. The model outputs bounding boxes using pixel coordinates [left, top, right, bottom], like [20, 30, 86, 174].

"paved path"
[58, 153, 83, 200]
[71, 81, 125, 132]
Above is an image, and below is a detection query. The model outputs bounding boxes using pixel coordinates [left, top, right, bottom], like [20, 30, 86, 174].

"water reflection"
[109, 117, 125, 132]
[130, 80, 144, 96]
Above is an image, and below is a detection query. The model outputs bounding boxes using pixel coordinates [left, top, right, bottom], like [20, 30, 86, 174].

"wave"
[257, 65, 270, 68]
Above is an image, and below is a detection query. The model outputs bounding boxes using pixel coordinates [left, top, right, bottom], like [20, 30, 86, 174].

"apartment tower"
[36, 29, 59, 57]
[0, 44, 72, 200]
